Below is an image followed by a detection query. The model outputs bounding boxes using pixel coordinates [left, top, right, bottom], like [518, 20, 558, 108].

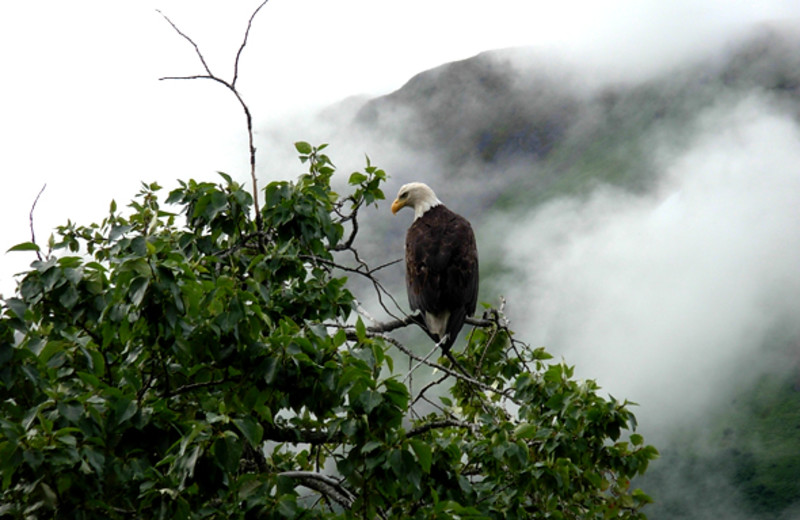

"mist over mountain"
[258, 23, 800, 518]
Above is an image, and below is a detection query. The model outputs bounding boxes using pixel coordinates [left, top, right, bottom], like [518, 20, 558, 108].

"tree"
[0, 145, 656, 518]
[0, 5, 657, 519]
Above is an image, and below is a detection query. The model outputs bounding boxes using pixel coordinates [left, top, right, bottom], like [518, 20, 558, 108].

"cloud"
[499, 94, 800, 433]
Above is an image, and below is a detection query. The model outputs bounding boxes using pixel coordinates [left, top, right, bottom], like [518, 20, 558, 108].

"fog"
[498, 95, 800, 432]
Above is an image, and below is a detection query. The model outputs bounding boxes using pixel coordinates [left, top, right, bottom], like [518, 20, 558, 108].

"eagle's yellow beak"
[391, 198, 405, 214]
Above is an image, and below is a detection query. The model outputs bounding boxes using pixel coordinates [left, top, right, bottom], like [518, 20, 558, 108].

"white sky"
[1, 0, 797, 295]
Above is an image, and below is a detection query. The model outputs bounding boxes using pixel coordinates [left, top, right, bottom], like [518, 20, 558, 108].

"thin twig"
[419, 393, 452, 417]
[172, 378, 227, 395]
[300, 252, 409, 321]
[368, 257, 403, 274]
[233, 0, 269, 88]
[156, 11, 213, 76]
[29, 184, 46, 261]
[411, 373, 448, 407]
[332, 198, 362, 251]
[402, 343, 439, 383]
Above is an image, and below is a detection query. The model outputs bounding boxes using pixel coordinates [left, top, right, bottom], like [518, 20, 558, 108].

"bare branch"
[331, 196, 363, 251]
[323, 313, 425, 339]
[158, 74, 215, 82]
[301, 252, 408, 321]
[29, 184, 46, 261]
[332, 211, 359, 251]
[172, 378, 227, 395]
[353, 299, 380, 326]
[368, 257, 403, 274]
[367, 313, 422, 334]
[418, 392, 453, 417]
[156, 11, 213, 76]
[278, 471, 355, 509]
[158, 6, 266, 231]
[407, 419, 475, 438]
[411, 373, 449, 407]
[402, 343, 439, 383]
[233, 0, 269, 88]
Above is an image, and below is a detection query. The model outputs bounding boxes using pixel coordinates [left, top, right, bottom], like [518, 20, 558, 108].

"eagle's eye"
[400, 192, 408, 199]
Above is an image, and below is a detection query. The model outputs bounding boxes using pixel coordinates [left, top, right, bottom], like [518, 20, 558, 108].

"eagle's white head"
[391, 182, 442, 220]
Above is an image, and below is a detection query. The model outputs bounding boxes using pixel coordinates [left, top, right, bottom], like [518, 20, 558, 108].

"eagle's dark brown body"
[405, 204, 479, 353]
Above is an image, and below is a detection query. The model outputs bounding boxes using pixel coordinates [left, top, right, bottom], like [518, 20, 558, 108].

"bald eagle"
[391, 182, 479, 353]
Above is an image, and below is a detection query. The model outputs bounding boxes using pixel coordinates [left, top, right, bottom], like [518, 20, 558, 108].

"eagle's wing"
[405, 207, 479, 351]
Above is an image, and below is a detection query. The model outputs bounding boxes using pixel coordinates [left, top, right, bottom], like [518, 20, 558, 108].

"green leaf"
[58, 284, 79, 309]
[348, 172, 367, 185]
[294, 141, 312, 154]
[409, 439, 432, 473]
[514, 423, 537, 439]
[361, 440, 382, 454]
[6, 242, 40, 253]
[355, 318, 366, 342]
[276, 495, 297, 517]
[57, 401, 83, 423]
[233, 416, 264, 446]
[216, 171, 233, 184]
[213, 432, 243, 474]
[38, 341, 65, 362]
[114, 398, 137, 426]
[359, 389, 382, 414]
[129, 276, 149, 306]
[5, 297, 27, 319]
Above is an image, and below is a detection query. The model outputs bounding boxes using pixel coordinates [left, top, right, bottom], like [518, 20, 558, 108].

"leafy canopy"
[0, 143, 657, 519]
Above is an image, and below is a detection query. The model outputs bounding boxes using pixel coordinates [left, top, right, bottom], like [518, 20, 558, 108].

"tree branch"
[367, 313, 423, 334]
[172, 378, 227, 395]
[156, 10, 213, 76]
[465, 316, 493, 327]
[407, 419, 475, 438]
[302, 252, 408, 321]
[411, 373, 448, 407]
[29, 184, 46, 261]
[331, 196, 362, 251]
[233, 0, 269, 88]
[278, 471, 355, 509]
[158, 5, 267, 231]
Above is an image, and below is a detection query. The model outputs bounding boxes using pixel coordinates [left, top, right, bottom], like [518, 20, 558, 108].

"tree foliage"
[0, 142, 657, 519]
